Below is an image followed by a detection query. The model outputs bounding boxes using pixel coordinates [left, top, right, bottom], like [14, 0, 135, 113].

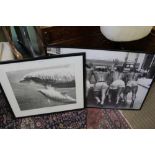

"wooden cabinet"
[41, 26, 155, 53]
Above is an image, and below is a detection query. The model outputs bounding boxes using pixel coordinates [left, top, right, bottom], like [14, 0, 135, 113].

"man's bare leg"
[101, 87, 108, 105]
[116, 87, 125, 105]
[108, 90, 112, 103]
[130, 86, 138, 108]
[123, 86, 130, 105]
[116, 87, 123, 105]
[95, 96, 101, 104]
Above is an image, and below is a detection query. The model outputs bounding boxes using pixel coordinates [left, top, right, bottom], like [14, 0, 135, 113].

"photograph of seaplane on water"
[0, 53, 85, 117]
[47, 47, 155, 110]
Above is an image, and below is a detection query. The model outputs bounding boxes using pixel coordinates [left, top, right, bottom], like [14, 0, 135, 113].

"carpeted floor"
[121, 83, 155, 129]
[87, 108, 131, 129]
[0, 88, 130, 129]
[0, 92, 87, 129]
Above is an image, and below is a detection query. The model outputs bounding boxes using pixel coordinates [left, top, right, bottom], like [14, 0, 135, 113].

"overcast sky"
[61, 48, 129, 61]
[61, 48, 145, 63]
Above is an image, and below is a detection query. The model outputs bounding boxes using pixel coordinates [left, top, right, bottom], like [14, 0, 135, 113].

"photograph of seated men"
[85, 51, 155, 110]
[48, 47, 155, 110]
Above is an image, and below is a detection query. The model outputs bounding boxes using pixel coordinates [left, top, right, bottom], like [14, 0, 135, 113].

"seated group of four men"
[86, 61, 139, 108]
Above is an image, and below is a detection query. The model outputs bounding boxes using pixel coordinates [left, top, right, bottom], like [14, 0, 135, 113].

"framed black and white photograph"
[0, 53, 85, 117]
[47, 47, 155, 110]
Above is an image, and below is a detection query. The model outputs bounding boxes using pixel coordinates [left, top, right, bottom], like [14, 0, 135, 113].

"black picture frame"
[47, 46, 155, 110]
[0, 53, 86, 118]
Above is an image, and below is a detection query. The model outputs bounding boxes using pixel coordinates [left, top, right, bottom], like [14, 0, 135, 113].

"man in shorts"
[107, 60, 125, 105]
[86, 63, 109, 105]
[93, 81, 109, 105]
[108, 69, 125, 105]
[86, 63, 98, 97]
[123, 68, 140, 108]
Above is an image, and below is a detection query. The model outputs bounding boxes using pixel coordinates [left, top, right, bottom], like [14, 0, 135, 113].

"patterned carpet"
[0, 92, 87, 129]
[87, 108, 131, 129]
[0, 90, 130, 129]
